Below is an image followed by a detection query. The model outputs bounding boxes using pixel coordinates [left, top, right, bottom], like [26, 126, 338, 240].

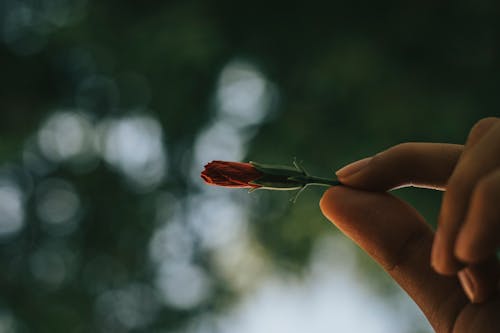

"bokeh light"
[2, 2, 491, 331]
[187, 193, 248, 250]
[29, 244, 72, 288]
[0, 309, 18, 333]
[193, 122, 246, 172]
[2, 3, 48, 55]
[35, 178, 81, 234]
[1, 0, 87, 55]
[95, 283, 160, 331]
[97, 114, 167, 191]
[156, 260, 212, 310]
[149, 218, 194, 265]
[37, 110, 97, 168]
[216, 235, 429, 333]
[0, 179, 24, 238]
[216, 60, 276, 128]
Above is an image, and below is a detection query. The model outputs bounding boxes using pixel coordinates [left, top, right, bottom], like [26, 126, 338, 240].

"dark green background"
[0, 1, 496, 332]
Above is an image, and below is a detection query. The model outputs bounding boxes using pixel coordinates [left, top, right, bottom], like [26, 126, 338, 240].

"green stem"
[291, 176, 341, 187]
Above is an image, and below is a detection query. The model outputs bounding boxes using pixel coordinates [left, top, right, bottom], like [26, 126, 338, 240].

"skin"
[320, 117, 500, 333]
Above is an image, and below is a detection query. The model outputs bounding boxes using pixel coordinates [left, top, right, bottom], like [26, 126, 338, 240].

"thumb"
[320, 186, 467, 332]
[336, 143, 463, 191]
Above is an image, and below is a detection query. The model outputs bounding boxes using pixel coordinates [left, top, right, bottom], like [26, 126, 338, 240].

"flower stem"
[305, 177, 341, 187]
[290, 176, 341, 187]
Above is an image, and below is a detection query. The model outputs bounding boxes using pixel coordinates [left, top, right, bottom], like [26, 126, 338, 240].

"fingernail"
[336, 157, 372, 178]
[458, 270, 476, 302]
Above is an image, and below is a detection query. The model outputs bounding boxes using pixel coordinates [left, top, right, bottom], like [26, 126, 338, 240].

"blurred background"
[0, 0, 498, 332]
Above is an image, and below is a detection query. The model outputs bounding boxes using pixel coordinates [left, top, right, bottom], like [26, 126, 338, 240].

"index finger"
[337, 143, 463, 191]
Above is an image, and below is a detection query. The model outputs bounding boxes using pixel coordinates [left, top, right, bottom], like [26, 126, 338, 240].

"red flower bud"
[201, 161, 264, 188]
[201, 160, 340, 197]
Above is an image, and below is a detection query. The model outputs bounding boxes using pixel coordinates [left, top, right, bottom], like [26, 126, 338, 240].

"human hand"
[320, 117, 500, 332]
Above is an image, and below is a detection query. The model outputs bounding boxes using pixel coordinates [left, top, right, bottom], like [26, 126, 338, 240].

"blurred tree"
[0, 0, 499, 332]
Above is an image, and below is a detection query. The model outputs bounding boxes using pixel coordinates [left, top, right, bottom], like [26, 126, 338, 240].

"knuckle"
[384, 142, 421, 163]
[372, 143, 420, 180]
[389, 142, 419, 155]
[386, 228, 428, 272]
[474, 175, 500, 202]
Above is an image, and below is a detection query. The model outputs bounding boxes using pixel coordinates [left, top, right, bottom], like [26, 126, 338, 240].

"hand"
[320, 117, 500, 333]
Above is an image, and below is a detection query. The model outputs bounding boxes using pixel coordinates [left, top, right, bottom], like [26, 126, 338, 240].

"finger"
[336, 143, 463, 191]
[454, 297, 500, 333]
[455, 168, 500, 263]
[454, 127, 500, 304]
[463, 117, 499, 148]
[320, 186, 467, 332]
[458, 257, 500, 304]
[433, 119, 500, 274]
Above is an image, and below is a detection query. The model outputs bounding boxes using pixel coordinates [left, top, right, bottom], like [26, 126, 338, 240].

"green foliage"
[0, 0, 498, 332]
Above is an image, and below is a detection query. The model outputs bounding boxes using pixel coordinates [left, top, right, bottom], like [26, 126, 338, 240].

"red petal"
[201, 161, 263, 188]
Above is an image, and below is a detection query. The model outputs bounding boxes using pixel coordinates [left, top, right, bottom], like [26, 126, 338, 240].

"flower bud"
[201, 160, 340, 192]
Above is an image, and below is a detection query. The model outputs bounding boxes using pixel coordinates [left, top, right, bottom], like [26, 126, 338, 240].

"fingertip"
[431, 261, 463, 276]
[319, 186, 379, 230]
[334, 154, 380, 189]
[432, 207, 466, 275]
[458, 259, 500, 304]
[319, 186, 346, 222]
[319, 187, 334, 213]
[335, 157, 373, 178]
[431, 234, 463, 275]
